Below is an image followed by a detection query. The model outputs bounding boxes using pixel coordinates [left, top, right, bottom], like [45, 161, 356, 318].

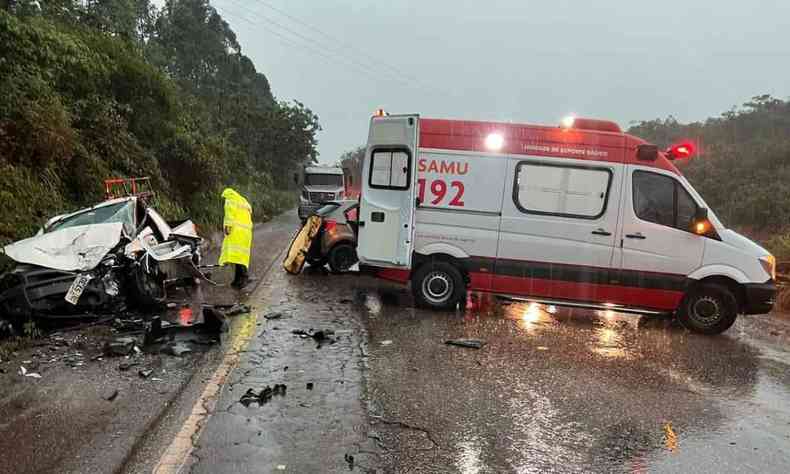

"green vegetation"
[628, 95, 790, 259]
[0, 1, 318, 254]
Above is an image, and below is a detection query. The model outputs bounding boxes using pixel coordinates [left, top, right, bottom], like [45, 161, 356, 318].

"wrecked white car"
[0, 197, 204, 320]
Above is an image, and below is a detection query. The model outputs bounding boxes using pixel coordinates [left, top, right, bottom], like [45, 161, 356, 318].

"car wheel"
[328, 243, 357, 273]
[677, 283, 738, 334]
[412, 261, 466, 310]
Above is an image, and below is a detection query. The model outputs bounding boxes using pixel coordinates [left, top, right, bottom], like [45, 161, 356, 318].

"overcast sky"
[205, 0, 790, 164]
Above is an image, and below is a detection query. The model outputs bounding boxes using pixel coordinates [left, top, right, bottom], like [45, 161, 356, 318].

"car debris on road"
[445, 339, 486, 349]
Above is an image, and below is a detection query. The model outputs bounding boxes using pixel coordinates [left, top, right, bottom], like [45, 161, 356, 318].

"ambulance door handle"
[591, 228, 611, 236]
[625, 232, 646, 240]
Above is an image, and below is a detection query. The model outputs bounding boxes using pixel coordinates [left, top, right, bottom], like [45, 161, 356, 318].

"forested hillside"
[0, 0, 320, 248]
[628, 95, 790, 237]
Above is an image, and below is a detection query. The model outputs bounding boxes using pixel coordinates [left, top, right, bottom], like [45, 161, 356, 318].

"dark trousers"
[232, 264, 249, 287]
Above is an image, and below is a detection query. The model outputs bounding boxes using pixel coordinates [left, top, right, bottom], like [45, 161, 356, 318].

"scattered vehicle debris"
[104, 389, 119, 402]
[224, 303, 251, 316]
[306, 382, 314, 390]
[119, 362, 140, 371]
[104, 337, 137, 357]
[139, 368, 154, 379]
[445, 339, 485, 349]
[240, 384, 287, 406]
[0, 195, 209, 323]
[292, 328, 336, 346]
[380, 340, 393, 346]
[18, 366, 41, 378]
[163, 341, 192, 357]
[264, 312, 283, 320]
[344, 453, 355, 470]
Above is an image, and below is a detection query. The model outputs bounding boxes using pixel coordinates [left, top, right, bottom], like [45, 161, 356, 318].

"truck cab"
[298, 166, 346, 221]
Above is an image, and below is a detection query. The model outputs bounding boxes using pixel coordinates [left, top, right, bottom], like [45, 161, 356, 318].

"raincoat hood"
[222, 188, 250, 206]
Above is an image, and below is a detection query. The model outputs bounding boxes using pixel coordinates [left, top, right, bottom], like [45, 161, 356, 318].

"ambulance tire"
[412, 261, 466, 311]
[677, 283, 738, 335]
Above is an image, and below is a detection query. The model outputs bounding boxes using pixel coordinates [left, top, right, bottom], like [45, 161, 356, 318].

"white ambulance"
[356, 114, 777, 334]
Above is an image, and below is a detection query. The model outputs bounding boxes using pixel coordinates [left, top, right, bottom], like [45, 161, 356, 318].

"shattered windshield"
[305, 174, 343, 187]
[46, 201, 135, 236]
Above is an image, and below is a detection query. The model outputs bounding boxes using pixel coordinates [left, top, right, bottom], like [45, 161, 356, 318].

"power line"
[251, 0, 428, 84]
[215, 4, 410, 88]
[219, 0, 452, 98]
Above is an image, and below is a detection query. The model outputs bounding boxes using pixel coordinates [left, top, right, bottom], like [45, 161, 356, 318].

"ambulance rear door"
[358, 114, 419, 268]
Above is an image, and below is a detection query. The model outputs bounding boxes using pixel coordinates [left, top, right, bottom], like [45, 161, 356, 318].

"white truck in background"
[297, 166, 346, 221]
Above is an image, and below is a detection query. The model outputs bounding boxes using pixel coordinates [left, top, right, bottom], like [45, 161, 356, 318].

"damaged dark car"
[0, 196, 205, 322]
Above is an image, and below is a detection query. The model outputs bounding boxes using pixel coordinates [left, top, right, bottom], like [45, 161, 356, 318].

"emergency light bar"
[560, 116, 622, 133]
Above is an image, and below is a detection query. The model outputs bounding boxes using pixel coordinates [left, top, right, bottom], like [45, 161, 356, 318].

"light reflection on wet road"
[354, 280, 790, 473]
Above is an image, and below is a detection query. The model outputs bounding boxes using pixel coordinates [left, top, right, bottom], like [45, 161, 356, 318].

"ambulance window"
[514, 163, 611, 218]
[633, 171, 699, 231]
[369, 149, 410, 190]
[677, 186, 698, 230]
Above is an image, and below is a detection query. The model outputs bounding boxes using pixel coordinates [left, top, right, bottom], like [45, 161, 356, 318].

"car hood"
[720, 229, 770, 258]
[2, 223, 125, 272]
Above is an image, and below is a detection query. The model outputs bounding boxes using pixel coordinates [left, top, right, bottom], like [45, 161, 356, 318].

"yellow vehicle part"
[283, 215, 323, 275]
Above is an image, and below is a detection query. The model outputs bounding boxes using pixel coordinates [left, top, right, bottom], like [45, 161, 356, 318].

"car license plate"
[65, 274, 92, 305]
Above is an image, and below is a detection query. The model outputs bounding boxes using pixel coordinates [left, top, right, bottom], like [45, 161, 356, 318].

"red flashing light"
[667, 142, 695, 160]
[324, 219, 337, 232]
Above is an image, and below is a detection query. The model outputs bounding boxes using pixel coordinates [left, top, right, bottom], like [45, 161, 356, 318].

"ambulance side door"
[358, 115, 419, 268]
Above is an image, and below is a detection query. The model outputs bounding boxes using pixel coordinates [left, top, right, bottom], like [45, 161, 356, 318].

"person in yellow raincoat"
[219, 188, 253, 288]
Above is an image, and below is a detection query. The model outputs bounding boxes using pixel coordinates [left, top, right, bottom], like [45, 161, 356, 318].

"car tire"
[328, 243, 358, 273]
[412, 261, 466, 310]
[676, 283, 738, 334]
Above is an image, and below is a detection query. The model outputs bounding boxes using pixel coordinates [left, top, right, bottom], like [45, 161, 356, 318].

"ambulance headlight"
[485, 133, 504, 151]
[561, 116, 576, 129]
[759, 255, 776, 281]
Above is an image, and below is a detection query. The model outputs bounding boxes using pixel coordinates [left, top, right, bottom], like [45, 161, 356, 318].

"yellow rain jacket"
[219, 188, 253, 268]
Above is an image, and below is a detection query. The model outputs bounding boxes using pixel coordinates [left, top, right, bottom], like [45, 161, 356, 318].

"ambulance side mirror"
[637, 144, 659, 161]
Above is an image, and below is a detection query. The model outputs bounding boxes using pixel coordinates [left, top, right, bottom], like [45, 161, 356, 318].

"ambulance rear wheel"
[677, 283, 738, 335]
[412, 261, 466, 310]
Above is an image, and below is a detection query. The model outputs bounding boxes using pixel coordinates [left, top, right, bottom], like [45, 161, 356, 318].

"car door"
[495, 157, 622, 302]
[357, 115, 419, 268]
[614, 165, 705, 309]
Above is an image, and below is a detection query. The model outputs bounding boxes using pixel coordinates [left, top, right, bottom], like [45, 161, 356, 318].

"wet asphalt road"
[185, 219, 790, 474]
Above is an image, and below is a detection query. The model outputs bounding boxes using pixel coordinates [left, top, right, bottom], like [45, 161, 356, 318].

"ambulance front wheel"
[412, 261, 466, 310]
[676, 283, 738, 335]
